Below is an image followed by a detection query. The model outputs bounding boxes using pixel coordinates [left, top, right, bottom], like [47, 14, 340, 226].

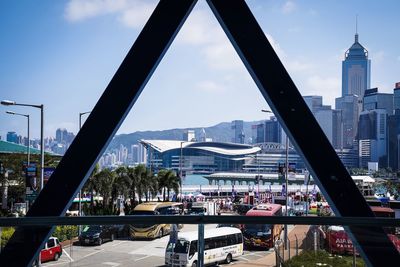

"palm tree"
[157, 169, 168, 201]
[158, 169, 180, 201]
[113, 166, 132, 213]
[82, 164, 100, 213]
[134, 165, 147, 203]
[94, 168, 115, 211]
[126, 166, 138, 205]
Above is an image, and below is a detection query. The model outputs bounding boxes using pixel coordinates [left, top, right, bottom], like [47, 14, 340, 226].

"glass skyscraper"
[342, 33, 371, 98]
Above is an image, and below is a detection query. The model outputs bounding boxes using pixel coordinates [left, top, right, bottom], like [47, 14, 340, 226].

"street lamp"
[262, 109, 289, 249]
[2, 100, 44, 192]
[78, 111, 91, 234]
[180, 141, 185, 201]
[6, 111, 30, 165]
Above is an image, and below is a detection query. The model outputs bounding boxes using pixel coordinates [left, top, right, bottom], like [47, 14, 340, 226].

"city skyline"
[1, 0, 399, 139]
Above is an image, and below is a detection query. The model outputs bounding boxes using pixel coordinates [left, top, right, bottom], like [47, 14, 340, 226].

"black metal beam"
[0, 1, 197, 266]
[0, 215, 399, 227]
[206, 0, 399, 266]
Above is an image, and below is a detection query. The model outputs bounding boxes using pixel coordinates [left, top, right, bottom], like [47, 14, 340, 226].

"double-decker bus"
[130, 202, 182, 239]
[242, 203, 283, 249]
[165, 227, 243, 267]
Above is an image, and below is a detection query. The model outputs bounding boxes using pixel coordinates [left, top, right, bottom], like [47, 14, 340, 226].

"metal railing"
[1, 215, 399, 227]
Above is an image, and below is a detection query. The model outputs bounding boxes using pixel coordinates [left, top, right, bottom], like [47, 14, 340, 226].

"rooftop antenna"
[355, 15, 358, 42]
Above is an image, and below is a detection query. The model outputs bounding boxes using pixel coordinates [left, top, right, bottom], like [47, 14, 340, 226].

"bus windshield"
[166, 240, 190, 253]
[244, 224, 272, 235]
[131, 211, 156, 228]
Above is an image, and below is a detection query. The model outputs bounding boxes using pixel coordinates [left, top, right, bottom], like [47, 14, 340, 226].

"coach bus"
[165, 227, 243, 267]
[130, 202, 182, 239]
[242, 203, 283, 249]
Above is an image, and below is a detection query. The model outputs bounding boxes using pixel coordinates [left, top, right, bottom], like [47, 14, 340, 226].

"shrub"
[52, 225, 78, 242]
[1, 227, 15, 249]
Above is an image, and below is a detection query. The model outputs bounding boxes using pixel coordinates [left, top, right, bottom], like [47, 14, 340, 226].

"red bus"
[242, 203, 283, 249]
[326, 206, 400, 254]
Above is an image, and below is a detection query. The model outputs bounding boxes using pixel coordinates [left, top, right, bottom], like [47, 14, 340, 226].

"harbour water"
[182, 174, 208, 185]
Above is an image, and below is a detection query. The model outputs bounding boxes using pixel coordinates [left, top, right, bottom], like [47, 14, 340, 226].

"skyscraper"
[265, 117, 282, 143]
[393, 82, 400, 110]
[6, 131, 18, 144]
[336, 95, 360, 148]
[358, 109, 387, 166]
[231, 120, 244, 144]
[363, 87, 393, 115]
[342, 31, 371, 99]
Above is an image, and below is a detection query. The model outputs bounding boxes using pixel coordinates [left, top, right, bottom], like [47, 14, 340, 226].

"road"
[42, 224, 274, 267]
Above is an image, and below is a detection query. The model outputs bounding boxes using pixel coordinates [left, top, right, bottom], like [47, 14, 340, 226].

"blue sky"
[0, 0, 399, 139]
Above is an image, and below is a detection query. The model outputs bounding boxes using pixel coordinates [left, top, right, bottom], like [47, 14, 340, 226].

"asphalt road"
[42, 225, 274, 267]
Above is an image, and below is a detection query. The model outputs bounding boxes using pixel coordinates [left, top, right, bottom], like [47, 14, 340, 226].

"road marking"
[80, 249, 104, 260]
[238, 256, 250, 261]
[62, 249, 74, 262]
[134, 255, 151, 261]
[102, 262, 121, 266]
[111, 241, 126, 247]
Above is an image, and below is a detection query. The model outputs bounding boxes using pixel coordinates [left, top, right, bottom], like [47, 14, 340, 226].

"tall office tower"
[183, 130, 195, 142]
[131, 144, 139, 163]
[314, 106, 334, 143]
[358, 109, 387, 166]
[332, 110, 343, 149]
[231, 120, 244, 144]
[335, 95, 360, 148]
[199, 128, 207, 142]
[265, 117, 282, 143]
[393, 82, 400, 110]
[363, 87, 394, 115]
[6, 131, 18, 144]
[387, 110, 400, 170]
[303, 96, 342, 149]
[251, 123, 265, 144]
[303, 95, 323, 113]
[342, 31, 371, 100]
[358, 139, 371, 168]
[56, 128, 68, 143]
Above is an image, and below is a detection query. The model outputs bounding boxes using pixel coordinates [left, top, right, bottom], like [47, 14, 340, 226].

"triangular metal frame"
[0, 0, 398, 266]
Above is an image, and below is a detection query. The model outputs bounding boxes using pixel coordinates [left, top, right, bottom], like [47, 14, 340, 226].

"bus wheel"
[191, 261, 197, 267]
[225, 253, 232, 264]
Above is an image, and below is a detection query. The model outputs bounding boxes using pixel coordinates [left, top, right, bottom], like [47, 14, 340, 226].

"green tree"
[158, 169, 180, 201]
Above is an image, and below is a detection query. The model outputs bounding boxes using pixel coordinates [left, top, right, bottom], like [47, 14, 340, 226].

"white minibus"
[165, 227, 243, 267]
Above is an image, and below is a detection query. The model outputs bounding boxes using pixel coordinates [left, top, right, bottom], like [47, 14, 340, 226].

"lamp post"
[78, 111, 91, 234]
[262, 109, 289, 249]
[6, 111, 30, 165]
[2, 100, 44, 192]
[180, 141, 184, 201]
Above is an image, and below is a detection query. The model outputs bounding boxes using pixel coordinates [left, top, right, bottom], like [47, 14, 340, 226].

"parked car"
[40, 237, 62, 263]
[79, 225, 117, 245]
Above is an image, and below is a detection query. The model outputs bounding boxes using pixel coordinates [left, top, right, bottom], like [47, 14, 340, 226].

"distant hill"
[107, 120, 264, 150]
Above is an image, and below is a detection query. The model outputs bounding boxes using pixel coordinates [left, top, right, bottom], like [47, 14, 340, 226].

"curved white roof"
[140, 140, 260, 156]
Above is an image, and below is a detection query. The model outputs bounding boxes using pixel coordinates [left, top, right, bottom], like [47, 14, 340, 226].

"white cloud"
[282, 1, 296, 14]
[195, 80, 226, 93]
[305, 75, 341, 105]
[64, 0, 157, 29]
